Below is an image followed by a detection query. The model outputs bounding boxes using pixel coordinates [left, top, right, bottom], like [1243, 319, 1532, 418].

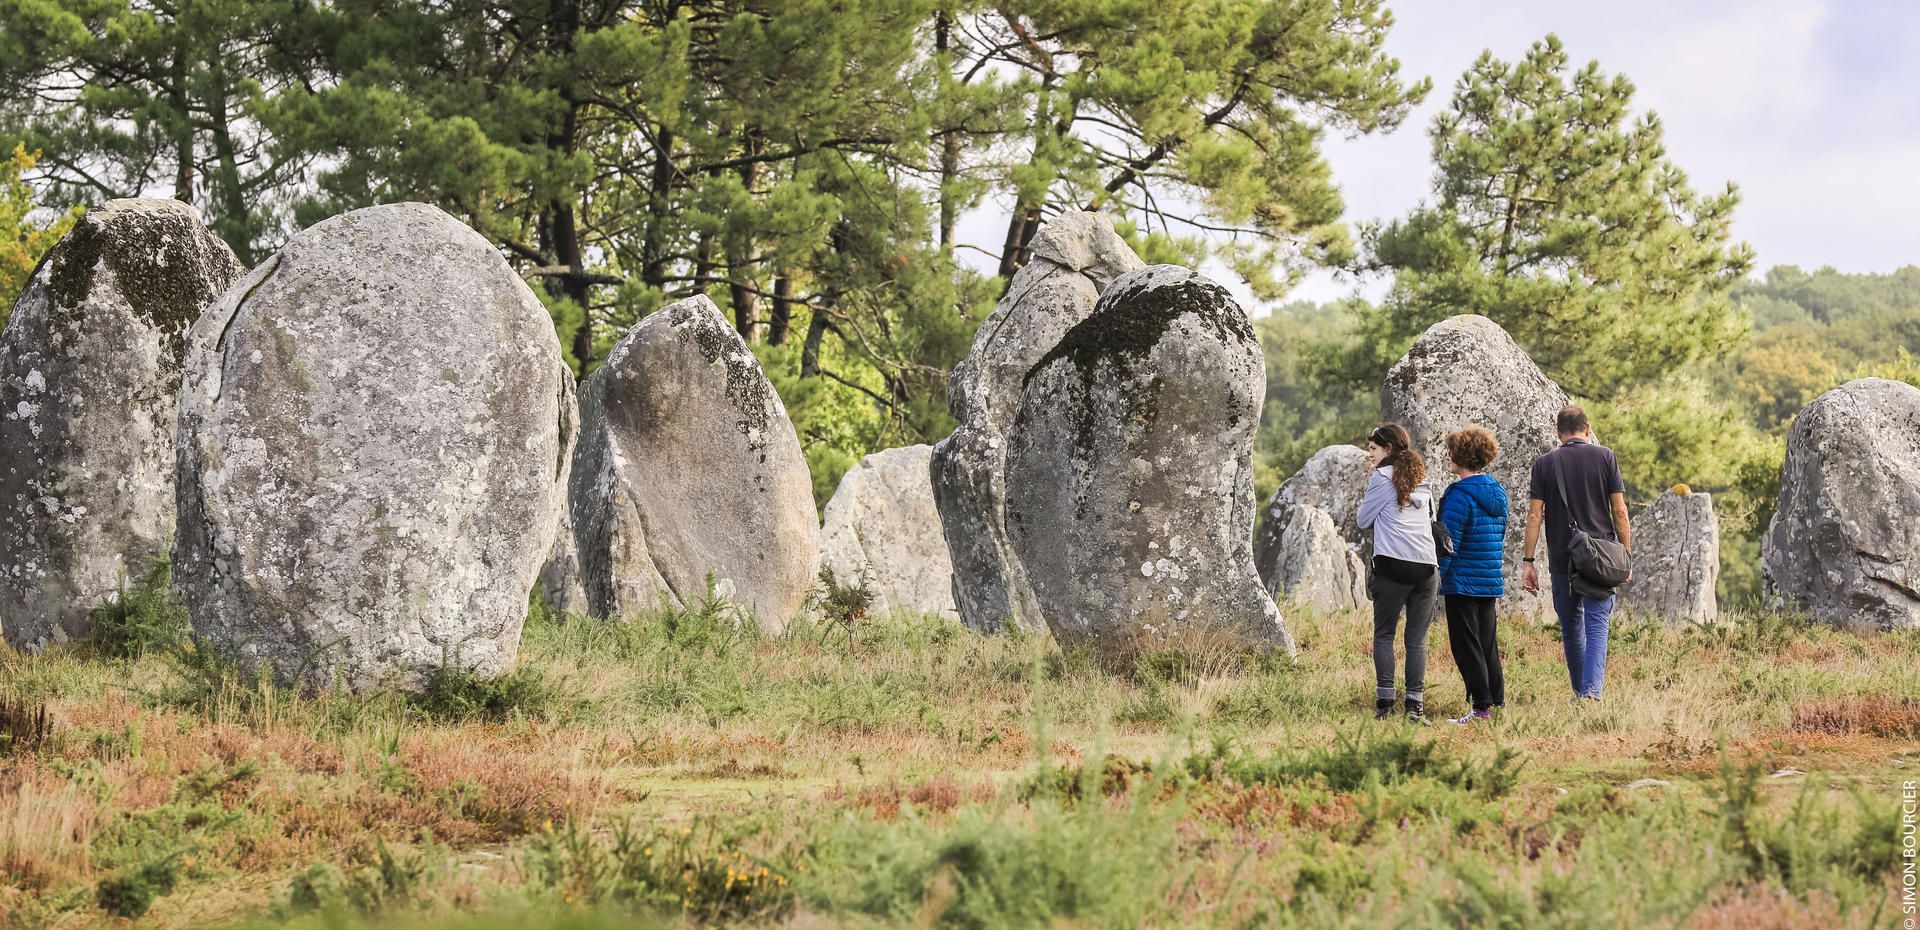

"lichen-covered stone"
[536, 503, 589, 617]
[1253, 444, 1370, 599]
[1763, 378, 1920, 630]
[819, 444, 957, 619]
[173, 202, 574, 692]
[1382, 315, 1568, 618]
[1, 199, 242, 650]
[1260, 502, 1368, 613]
[571, 295, 818, 630]
[1622, 489, 1719, 624]
[931, 211, 1143, 635]
[1005, 265, 1292, 654]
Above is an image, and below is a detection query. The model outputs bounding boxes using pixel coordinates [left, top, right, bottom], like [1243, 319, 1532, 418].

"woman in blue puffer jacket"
[1436, 427, 1509, 724]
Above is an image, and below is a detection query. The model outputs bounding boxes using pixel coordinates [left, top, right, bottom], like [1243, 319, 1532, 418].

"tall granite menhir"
[1006, 265, 1292, 655]
[931, 211, 1143, 634]
[173, 203, 575, 692]
[1, 200, 242, 651]
[570, 295, 819, 631]
[1382, 315, 1568, 619]
[1764, 378, 1920, 630]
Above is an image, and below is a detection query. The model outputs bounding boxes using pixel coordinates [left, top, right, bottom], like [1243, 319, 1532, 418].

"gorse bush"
[83, 557, 188, 659]
[525, 819, 795, 923]
[411, 663, 562, 723]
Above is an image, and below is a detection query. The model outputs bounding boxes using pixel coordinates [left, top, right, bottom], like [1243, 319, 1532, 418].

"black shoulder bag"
[1428, 489, 1454, 559]
[1551, 452, 1630, 596]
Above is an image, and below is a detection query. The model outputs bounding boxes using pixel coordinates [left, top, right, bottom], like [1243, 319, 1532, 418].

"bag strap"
[1549, 447, 1577, 535]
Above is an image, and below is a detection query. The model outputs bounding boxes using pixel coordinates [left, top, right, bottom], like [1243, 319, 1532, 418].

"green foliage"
[94, 852, 182, 919]
[0, 143, 81, 316]
[410, 663, 561, 724]
[1351, 34, 1753, 397]
[286, 839, 442, 918]
[82, 556, 189, 659]
[1180, 730, 1523, 799]
[809, 564, 878, 655]
[525, 819, 795, 923]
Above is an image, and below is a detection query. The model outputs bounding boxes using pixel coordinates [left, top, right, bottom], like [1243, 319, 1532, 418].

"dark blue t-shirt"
[1528, 439, 1625, 574]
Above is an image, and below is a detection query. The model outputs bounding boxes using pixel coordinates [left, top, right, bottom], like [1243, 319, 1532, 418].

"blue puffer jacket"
[1437, 474, 1509, 598]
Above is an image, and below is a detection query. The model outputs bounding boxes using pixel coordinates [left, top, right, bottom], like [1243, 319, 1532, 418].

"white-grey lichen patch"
[569, 295, 819, 632]
[931, 211, 1145, 636]
[1764, 378, 1920, 630]
[1004, 264, 1293, 655]
[172, 202, 574, 692]
[819, 444, 957, 619]
[0, 199, 243, 650]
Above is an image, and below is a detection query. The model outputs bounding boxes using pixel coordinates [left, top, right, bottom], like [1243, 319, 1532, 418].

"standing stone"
[819, 444, 957, 619]
[1382, 315, 1568, 618]
[1252, 444, 1370, 603]
[1763, 378, 1920, 630]
[173, 203, 574, 692]
[1622, 488, 1719, 624]
[536, 503, 589, 617]
[571, 295, 818, 631]
[1, 200, 242, 651]
[1005, 265, 1291, 655]
[1260, 502, 1368, 613]
[931, 211, 1144, 634]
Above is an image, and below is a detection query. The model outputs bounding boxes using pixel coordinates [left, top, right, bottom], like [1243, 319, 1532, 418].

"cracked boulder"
[1622, 489, 1719, 624]
[1763, 378, 1920, 629]
[1382, 315, 1568, 619]
[931, 211, 1143, 635]
[173, 202, 575, 691]
[1, 199, 243, 651]
[819, 444, 957, 619]
[1258, 502, 1368, 613]
[570, 295, 818, 630]
[1253, 444, 1370, 607]
[1004, 265, 1291, 655]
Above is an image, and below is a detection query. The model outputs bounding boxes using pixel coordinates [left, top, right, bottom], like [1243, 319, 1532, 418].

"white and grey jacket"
[1355, 466, 1437, 565]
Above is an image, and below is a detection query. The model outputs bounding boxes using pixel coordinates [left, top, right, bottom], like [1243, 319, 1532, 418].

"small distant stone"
[1625, 778, 1671, 790]
[1768, 768, 1805, 779]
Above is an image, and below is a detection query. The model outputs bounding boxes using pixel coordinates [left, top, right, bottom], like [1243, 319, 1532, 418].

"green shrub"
[83, 557, 188, 659]
[411, 662, 560, 723]
[94, 852, 181, 918]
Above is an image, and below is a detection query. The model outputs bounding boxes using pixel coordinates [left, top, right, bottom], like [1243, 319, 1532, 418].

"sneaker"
[1405, 700, 1430, 726]
[1375, 698, 1395, 720]
[1450, 710, 1493, 725]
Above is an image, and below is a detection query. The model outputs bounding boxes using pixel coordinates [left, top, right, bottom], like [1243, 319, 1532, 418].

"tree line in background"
[3, 6, 1916, 605]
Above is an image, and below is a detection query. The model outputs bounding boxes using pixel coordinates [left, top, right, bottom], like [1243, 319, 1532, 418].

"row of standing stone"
[2, 203, 1914, 695]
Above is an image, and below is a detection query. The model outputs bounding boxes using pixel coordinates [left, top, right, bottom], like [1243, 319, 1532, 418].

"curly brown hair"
[1367, 423, 1426, 507]
[1444, 427, 1500, 473]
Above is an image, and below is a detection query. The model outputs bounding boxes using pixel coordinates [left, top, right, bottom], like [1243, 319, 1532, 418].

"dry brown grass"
[1790, 692, 1920, 739]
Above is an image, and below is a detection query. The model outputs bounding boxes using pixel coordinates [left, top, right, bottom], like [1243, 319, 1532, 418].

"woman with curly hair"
[1355, 423, 1437, 724]
[1436, 427, 1509, 724]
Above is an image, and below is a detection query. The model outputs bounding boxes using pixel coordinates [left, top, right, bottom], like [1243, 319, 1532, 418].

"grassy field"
[0, 576, 1914, 929]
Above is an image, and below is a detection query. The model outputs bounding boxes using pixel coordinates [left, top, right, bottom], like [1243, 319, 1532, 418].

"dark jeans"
[1444, 595, 1504, 711]
[1551, 573, 1615, 698]
[1372, 563, 1438, 704]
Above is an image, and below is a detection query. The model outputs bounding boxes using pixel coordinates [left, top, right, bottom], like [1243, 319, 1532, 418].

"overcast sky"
[958, 0, 1920, 308]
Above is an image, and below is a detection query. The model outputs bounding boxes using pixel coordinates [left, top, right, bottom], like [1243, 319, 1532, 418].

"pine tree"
[0, 0, 314, 262]
[0, 144, 83, 320]
[1354, 35, 1755, 398]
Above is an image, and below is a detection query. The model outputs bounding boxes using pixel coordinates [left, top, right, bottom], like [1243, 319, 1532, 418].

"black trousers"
[1444, 595, 1504, 711]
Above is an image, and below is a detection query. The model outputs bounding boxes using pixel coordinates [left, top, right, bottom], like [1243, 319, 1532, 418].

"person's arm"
[1610, 492, 1632, 551]
[1440, 488, 1470, 549]
[1522, 498, 1545, 593]
[1355, 470, 1390, 531]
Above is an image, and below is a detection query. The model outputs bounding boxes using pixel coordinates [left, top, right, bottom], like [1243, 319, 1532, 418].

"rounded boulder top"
[172, 201, 576, 693]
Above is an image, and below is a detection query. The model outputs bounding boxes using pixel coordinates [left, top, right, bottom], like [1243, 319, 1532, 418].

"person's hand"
[1522, 562, 1539, 594]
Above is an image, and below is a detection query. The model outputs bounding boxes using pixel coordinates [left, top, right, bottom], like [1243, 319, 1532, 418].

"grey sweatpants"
[1372, 569, 1439, 703]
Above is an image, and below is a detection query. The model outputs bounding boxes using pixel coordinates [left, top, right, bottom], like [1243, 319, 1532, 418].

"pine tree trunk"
[169, 43, 193, 202]
[727, 134, 763, 341]
[768, 273, 792, 346]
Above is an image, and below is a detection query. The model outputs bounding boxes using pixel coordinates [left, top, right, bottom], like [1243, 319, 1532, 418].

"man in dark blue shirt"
[1522, 406, 1633, 701]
